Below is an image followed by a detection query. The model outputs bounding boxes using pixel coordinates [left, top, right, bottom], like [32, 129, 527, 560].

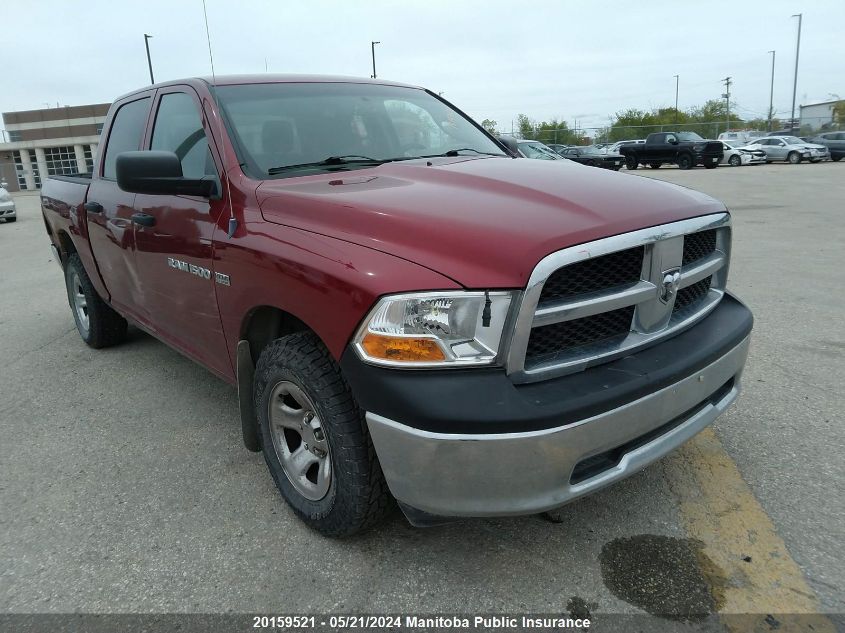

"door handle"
[131, 213, 156, 227]
[84, 201, 103, 213]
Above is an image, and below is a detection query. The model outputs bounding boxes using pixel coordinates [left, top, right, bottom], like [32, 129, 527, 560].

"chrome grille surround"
[506, 213, 731, 383]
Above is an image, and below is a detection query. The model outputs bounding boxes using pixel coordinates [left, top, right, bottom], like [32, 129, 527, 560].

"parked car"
[516, 140, 567, 160]
[619, 131, 723, 170]
[808, 131, 845, 161]
[546, 143, 573, 155]
[607, 139, 645, 154]
[718, 130, 767, 145]
[559, 145, 624, 170]
[40, 74, 752, 536]
[0, 182, 17, 223]
[720, 142, 765, 166]
[746, 136, 830, 163]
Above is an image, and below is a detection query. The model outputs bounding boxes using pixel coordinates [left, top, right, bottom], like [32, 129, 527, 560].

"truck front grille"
[539, 247, 644, 304]
[509, 214, 731, 382]
[526, 306, 635, 367]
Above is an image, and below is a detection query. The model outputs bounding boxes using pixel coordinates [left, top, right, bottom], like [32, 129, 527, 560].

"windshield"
[676, 132, 705, 142]
[215, 82, 505, 177]
[518, 142, 560, 160]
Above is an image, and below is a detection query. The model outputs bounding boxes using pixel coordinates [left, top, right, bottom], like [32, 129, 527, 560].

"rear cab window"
[102, 98, 151, 179]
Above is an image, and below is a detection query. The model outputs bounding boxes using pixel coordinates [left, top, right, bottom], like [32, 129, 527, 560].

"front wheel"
[729, 154, 741, 166]
[64, 254, 127, 348]
[677, 153, 694, 170]
[788, 151, 802, 164]
[625, 155, 638, 170]
[254, 332, 393, 537]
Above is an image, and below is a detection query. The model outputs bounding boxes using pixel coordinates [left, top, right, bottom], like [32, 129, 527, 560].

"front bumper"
[0, 201, 15, 218]
[345, 294, 752, 519]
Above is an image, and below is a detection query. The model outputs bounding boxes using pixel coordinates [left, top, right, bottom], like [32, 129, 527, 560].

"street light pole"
[790, 13, 802, 134]
[768, 50, 776, 131]
[674, 74, 679, 122]
[370, 41, 380, 79]
[144, 34, 155, 84]
[722, 76, 732, 134]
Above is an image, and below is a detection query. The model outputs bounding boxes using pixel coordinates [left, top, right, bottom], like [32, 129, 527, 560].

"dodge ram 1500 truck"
[620, 131, 723, 170]
[41, 75, 752, 536]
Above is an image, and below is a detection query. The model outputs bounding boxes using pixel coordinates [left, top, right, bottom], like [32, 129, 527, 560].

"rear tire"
[678, 153, 694, 170]
[788, 151, 801, 164]
[64, 254, 127, 348]
[832, 156, 842, 162]
[648, 162, 661, 169]
[625, 155, 638, 170]
[728, 154, 741, 166]
[254, 332, 393, 537]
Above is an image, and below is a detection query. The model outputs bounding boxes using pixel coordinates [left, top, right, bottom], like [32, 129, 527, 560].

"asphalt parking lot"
[1, 162, 843, 629]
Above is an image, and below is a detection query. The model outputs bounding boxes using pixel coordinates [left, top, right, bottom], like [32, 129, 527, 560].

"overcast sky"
[4, 0, 843, 133]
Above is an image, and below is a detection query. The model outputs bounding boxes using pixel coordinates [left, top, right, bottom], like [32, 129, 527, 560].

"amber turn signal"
[360, 332, 446, 362]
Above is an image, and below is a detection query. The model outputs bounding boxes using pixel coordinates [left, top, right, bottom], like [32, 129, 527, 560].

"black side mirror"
[116, 151, 218, 198]
[497, 135, 521, 156]
[668, 137, 679, 145]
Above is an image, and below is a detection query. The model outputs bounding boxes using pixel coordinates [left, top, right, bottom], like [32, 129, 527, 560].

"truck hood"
[257, 157, 726, 288]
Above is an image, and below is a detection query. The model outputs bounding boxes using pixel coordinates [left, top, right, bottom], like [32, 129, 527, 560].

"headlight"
[693, 144, 705, 151]
[353, 291, 515, 367]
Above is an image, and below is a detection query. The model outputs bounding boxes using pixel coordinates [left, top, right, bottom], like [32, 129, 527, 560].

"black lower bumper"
[340, 293, 753, 435]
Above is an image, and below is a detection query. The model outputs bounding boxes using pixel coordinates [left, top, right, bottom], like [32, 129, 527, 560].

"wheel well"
[57, 231, 78, 259]
[241, 306, 310, 363]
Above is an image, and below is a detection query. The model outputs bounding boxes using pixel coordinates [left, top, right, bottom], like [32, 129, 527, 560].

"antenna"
[201, 0, 238, 238]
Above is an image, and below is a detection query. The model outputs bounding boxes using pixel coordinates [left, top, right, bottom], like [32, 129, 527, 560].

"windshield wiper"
[268, 155, 391, 175]
[421, 148, 503, 158]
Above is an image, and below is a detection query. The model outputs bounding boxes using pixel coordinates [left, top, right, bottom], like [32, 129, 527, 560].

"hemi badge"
[215, 272, 231, 286]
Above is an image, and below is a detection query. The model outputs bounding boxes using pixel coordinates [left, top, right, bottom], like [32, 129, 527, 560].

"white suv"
[0, 182, 17, 223]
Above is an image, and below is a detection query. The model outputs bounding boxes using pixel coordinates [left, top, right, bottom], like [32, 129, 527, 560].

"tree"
[833, 101, 845, 127]
[480, 119, 498, 135]
[517, 114, 534, 139]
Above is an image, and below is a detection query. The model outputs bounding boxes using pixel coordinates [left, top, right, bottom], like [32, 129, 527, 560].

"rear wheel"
[788, 151, 801, 164]
[648, 162, 661, 169]
[728, 154, 741, 166]
[625, 155, 638, 170]
[677, 153, 694, 170]
[704, 162, 718, 169]
[832, 156, 842, 162]
[64, 254, 127, 348]
[254, 332, 393, 537]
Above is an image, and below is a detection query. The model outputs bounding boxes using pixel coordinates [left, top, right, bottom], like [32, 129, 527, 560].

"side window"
[151, 92, 215, 179]
[103, 98, 150, 179]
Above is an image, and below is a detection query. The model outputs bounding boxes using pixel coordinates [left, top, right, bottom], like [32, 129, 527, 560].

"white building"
[799, 99, 841, 131]
[0, 103, 110, 192]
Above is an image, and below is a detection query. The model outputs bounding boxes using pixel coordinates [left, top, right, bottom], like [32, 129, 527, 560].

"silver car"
[748, 136, 830, 164]
[0, 183, 16, 223]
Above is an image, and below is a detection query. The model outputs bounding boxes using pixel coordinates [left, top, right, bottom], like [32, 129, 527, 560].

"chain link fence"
[513, 116, 844, 146]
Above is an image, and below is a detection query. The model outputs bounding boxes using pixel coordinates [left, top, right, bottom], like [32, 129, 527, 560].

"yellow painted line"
[664, 427, 834, 633]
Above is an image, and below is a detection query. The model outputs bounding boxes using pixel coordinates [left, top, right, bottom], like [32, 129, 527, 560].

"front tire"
[678, 153, 694, 170]
[625, 155, 638, 170]
[64, 254, 127, 348]
[729, 154, 741, 166]
[254, 332, 393, 537]
[788, 151, 801, 164]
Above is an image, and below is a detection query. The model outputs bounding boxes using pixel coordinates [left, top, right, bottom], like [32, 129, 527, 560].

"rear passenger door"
[132, 87, 232, 379]
[86, 94, 153, 322]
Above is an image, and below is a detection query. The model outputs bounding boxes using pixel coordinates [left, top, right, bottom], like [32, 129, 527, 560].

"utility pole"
[674, 75, 679, 122]
[370, 41, 380, 79]
[768, 50, 776, 131]
[790, 13, 802, 134]
[144, 34, 155, 84]
[722, 76, 732, 134]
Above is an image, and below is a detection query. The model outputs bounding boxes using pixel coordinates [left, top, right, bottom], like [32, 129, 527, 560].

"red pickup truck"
[41, 75, 752, 536]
